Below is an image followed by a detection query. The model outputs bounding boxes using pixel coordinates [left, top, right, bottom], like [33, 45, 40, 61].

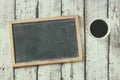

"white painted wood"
[0, 0, 120, 80]
[62, 0, 84, 80]
[15, 0, 37, 19]
[0, 68, 13, 80]
[15, 68, 37, 80]
[38, 0, 61, 80]
[85, 0, 108, 80]
[109, 0, 120, 80]
[38, 65, 51, 80]
[14, 0, 37, 80]
[39, 0, 61, 18]
[0, 26, 13, 67]
[61, 63, 71, 80]
[0, 0, 14, 67]
[0, 0, 14, 80]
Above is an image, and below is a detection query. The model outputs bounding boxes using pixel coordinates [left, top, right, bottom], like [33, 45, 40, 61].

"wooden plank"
[38, 0, 61, 80]
[62, 0, 84, 80]
[14, 0, 37, 80]
[0, 68, 13, 80]
[85, 0, 108, 80]
[109, 0, 120, 80]
[0, 0, 14, 67]
[15, 68, 37, 80]
[15, 0, 37, 19]
[38, 0, 61, 18]
[0, 0, 14, 79]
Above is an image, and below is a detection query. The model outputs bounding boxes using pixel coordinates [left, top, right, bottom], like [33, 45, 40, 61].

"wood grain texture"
[15, 0, 37, 19]
[38, 0, 61, 80]
[62, 0, 84, 80]
[85, 0, 108, 80]
[0, 0, 14, 67]
[0, 68, 13, 80]
[0, 0, 14, 80]
[14, 0, 37, 80]
[109, 0, 120, 80]
[0, 0, 120, 80]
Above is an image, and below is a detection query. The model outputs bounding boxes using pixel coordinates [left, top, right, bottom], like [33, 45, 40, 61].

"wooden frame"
[9, 15, 83, 67]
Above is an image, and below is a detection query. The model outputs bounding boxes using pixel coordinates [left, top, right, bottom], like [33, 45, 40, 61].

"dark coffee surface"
[90, 20, 108, 38]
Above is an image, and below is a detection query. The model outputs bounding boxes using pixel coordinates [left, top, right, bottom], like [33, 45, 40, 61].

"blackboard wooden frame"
[9, 15, 83, 67]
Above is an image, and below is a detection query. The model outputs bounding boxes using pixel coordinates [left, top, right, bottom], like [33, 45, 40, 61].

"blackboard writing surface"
[9, 15, 82, 67]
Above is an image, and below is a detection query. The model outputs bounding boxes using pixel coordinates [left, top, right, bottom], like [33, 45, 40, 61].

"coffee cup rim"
[88, 18, 110, 40]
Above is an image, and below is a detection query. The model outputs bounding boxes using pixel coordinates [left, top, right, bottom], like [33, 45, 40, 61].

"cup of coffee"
[89, 18, 110, 39]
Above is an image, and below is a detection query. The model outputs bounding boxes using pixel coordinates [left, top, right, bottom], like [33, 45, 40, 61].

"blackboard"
[9, 15, 82, 67]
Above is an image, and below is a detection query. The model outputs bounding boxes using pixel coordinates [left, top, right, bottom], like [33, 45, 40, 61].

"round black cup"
[90, 19, 108, 38]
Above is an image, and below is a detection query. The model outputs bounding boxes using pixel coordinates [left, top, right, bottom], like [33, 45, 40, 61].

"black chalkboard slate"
[9, 15, 82, 67]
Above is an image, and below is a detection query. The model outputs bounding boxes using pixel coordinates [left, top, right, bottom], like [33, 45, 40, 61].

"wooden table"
[0, 0, 119, 80]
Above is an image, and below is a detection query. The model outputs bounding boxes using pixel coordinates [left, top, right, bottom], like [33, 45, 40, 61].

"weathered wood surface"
[109, 0, 120, 80]
[0, 0, 14, 80]
[0, 0, 120, 80]
[85, 0, 108, 80]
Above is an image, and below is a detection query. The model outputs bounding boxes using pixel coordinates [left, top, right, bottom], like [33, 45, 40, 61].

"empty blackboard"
[9, 15, 82, 67]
